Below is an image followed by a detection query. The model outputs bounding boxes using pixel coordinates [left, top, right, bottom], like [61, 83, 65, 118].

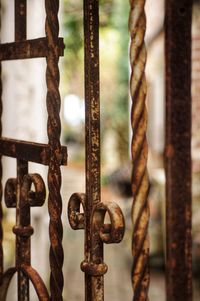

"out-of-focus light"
[64, 94, 85, 126]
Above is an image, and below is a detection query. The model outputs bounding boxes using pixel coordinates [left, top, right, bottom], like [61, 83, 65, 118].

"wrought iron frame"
[0, 1, 67, 300]
[0, 0, 194, 301]
[68, 1, 125, 300]
[129, 1, 193, 301]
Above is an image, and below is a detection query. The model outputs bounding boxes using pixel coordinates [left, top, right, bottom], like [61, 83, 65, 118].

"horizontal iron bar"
[0, 38, 65, 61]
[0, 137, 67, 165]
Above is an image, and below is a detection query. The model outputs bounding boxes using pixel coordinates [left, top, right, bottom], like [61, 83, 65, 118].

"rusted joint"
[68, 193, 86, 230]
[81, 261, 108, 276]
[13, 225, 34, 237]
[68, 197, 125, 279]
[91, 201, 125, 244]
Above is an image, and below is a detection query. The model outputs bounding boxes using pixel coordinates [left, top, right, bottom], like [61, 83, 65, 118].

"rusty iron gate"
[0, 0, 194, 301]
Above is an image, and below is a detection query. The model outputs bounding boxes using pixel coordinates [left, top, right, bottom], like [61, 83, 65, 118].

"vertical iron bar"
[16, 159, 29, 301]
[45, 1, 64, 300]
[0, 0, 3, 285]
[15, 1, 28, 298]
[165, 1, 193, 301]
[129, 1, 150, 300]
[84, 0, 101, 300]
[15, 0, 27, 41]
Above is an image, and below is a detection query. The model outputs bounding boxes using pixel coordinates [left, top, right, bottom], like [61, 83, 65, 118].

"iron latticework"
[0, 1, 67, 300]
[68, 1, 125, 301]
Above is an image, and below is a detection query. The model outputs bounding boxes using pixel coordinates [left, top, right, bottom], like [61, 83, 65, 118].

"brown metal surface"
[0, 0, 194, 300]
[165, 1, 193, 301]
[3, 162, 47, 301]
[16, 159, 29, 301]
[0, 0, 2, 286]
[0, 1, 3, 285]
[45, 1, 64, 300]
[129, 1, 150, 301]
[14, 2, 28, 295]
[0, 0, 66, 300]
[15, 0, 26, 41]
[84, 0, 102, 299]
[68, 1, 125, 301]
[0, 137, 67, 166]
[0, 38, 64, 61]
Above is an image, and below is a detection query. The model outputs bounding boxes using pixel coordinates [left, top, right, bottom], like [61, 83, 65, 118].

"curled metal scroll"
[1, 172, 48, 300]
[5, 173, 46, 209]
[68, 193, 86, 230]
[68, 194, 125, 277]
[91, 201, 125, 244]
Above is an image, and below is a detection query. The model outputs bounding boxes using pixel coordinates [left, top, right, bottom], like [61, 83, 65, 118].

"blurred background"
[1, 0, 200, 300]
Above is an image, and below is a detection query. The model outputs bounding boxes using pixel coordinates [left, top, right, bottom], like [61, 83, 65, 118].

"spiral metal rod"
[45, 1, 64, 300]
[0, 64, 2, 285]
[0, 3, 3, 283]
[129, 1, 150, 300]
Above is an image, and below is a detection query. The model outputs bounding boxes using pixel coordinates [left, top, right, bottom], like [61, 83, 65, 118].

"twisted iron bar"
[0, 0, 3, 282]
[129, 1, 150, 300]
[0, 48, 2, 287]
[45, 1, 63, 300]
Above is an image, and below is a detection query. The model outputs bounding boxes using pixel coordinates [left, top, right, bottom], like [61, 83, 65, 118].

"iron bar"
[16, 159, 29, 301]
[0, 0, 66, 299]
[0, 38, 64, 61]
[0, 0, 3, 285]
[68, 2, 124, 301]
[129, 1, 150, 300]
[3, 170, 47, 301]
[45, 1, 64, 300]
[14, 1, 28, 298]
[0, 137, 67, 166]
[84, 0, 101, 300]
[165, 1, 193, 301]
[15, 0, 27, 41]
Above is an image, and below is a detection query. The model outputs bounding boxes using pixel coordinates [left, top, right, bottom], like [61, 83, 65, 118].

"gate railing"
[68, 1, 125, 300]
[0, 0, 194, 301]
[129, 1, 193, 301]
[0, 1, 68, 300]
[165, 1, 192, 301]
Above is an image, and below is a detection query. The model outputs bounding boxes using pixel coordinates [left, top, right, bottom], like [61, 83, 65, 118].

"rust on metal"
[68, 1, 125, 301]
[129, 1, 150, 300]
[165, 1, 193, 301]
[0, 38, 64, 61]
[0, 0, 66, 299]
[21, 265, 50, 301]
[45, 0, 64, 299]
[16, 159, 29, 301]
[0, 267, 17, 300]
[0, 0, 3, 286]
[4, 162, 47, 301]
[84, 0, 102, 299]
[15, 0, 27, 41]
[0, 137, 67, 166]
